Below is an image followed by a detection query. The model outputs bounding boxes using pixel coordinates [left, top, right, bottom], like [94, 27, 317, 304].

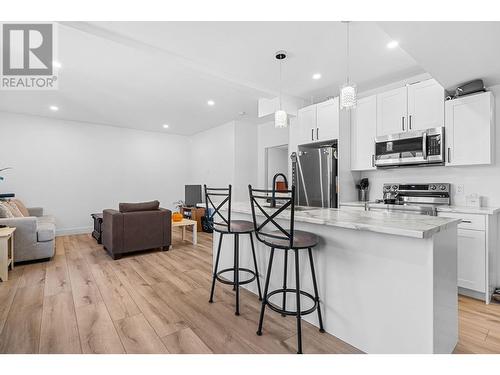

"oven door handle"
[422, 132, 427, 159]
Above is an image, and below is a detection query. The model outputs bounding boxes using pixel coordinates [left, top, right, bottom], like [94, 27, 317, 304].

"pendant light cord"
[279, 58, 282, 110]
[346, 21, 350, 84]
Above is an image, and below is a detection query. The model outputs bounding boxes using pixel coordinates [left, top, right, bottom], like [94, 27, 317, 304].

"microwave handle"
[422, 132, 427, 159]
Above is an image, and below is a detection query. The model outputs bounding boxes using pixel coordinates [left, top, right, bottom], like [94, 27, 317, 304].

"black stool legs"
[209, 232, 262, 315]
[308, 248, 325, 332]
[209, 233, 223, 303]
[295, 249, 303, 354]
[257, 247, 275, 336]
[256, 247, 324, 354]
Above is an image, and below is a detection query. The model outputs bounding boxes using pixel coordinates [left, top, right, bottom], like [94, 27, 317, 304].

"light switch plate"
[457, 184, 465, 194]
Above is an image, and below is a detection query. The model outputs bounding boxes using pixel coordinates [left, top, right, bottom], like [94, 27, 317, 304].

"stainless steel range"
[368, 183, 451, 216]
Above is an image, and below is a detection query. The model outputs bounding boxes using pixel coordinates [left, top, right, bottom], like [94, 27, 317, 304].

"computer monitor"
[185, 185, 202, 207]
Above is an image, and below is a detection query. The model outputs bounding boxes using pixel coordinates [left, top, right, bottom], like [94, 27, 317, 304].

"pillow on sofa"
[5, 200, 24, 217]
[0, 201, 14, 218]
[12, 199, 30, 217]
[119, 200, 160, 213]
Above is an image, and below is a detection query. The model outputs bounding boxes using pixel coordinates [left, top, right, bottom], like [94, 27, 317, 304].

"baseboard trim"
[56, 226, 93, 236]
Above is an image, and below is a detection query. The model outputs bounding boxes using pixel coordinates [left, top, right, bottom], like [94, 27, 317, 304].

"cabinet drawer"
[437, 211, 486, 231]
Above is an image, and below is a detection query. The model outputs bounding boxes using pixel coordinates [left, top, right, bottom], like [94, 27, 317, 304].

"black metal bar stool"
[248, 185, 324, 354]
[205, 185, 262, 316]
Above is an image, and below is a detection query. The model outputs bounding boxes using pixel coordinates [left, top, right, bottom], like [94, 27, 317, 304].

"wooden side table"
[180, 206, 205, 232]
[172, 219, 197, 245]
[0, 227, 15, 282]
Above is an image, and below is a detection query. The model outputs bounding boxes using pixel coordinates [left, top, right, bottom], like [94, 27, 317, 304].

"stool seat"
[261, 229, 318, 249]
[213, 220, 254, 234]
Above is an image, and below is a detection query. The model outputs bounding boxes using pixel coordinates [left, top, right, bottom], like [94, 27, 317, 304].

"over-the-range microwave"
[374, 127, 445, 168]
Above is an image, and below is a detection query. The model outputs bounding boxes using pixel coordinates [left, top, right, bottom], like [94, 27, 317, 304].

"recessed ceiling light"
[312, 73, 322, 80]
[207, 100, 215, 106]
[49, 105, 59, 111]
[162, 124, 169, 129]
[387, 40, 399, 49]
[53, 60, 62, 68]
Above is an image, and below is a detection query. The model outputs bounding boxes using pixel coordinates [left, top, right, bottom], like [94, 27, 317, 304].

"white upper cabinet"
[351, 95, 377, 171]
[445, 91, 494, 166]
[316, 97, 339, 142]
[407, 79, 445, 131]
[376, 79, 445, 136]
[297, 104, 317, 144]
[376, 87, 407, 136]
[292, 98, 339, 148]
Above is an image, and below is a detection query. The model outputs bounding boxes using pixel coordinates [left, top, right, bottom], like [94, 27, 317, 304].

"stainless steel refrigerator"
[291, 142, 338, 208]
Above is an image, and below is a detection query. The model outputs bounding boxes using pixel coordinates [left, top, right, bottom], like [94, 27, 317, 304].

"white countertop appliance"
[368, 183, 451, 216]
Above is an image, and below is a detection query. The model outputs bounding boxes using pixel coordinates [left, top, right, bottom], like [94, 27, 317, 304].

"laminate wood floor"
[0, 231, 499, 354]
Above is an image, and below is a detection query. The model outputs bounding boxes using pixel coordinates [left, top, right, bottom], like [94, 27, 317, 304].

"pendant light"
[340, 21, 357, 109]
[274, 50, 288, 128]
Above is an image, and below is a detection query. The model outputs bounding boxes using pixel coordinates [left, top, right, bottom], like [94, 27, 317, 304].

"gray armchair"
[0, 207, 55, 262]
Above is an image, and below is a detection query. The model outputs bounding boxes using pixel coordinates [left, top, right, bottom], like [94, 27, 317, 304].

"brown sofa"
[102, 200, 171, 260]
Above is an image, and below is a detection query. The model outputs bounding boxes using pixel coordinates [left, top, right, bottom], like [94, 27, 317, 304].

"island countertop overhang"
[227, 202, 461, 239]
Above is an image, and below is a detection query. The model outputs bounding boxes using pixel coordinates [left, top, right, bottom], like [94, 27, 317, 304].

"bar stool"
[205, 185, 262, 316]
[248, 185, 324, 354]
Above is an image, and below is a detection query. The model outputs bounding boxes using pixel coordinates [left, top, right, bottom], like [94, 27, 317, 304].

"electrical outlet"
[457, 184, 465, 194]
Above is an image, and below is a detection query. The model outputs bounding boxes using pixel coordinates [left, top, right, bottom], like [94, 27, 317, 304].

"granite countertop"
[230, 202, 460, 239]
[340, 201, 500, 215]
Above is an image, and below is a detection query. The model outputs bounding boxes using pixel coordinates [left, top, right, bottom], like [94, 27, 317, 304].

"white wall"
[0, 112, 190, 234]
[266, 147, 288, 189]
[188, 121, 236, 189]
[188, 120, 258, 202]
[258, 120, 289, 188]
[360, 84, 500, 207]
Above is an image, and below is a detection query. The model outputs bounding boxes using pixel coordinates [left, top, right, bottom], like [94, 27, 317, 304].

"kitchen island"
[214, 202, 461, 354]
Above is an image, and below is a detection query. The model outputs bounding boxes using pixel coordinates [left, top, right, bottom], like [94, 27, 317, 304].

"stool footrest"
[216, 267, 257, 286]
[265, 288, 318, 316]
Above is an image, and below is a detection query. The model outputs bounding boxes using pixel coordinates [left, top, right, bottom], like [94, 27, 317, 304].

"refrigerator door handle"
[318, 149, 325, 207]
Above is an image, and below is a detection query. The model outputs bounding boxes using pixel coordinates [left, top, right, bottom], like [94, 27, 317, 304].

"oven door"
[375, 131, 428, 167]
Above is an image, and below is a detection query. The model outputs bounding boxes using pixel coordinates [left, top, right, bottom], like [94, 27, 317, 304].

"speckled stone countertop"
[340, 201, 500, 215]
[230, 202, 461, 239]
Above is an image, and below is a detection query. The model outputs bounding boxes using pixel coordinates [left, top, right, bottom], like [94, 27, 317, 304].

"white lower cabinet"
[437, 210, 497, 303]
[457, 229, 486, 293]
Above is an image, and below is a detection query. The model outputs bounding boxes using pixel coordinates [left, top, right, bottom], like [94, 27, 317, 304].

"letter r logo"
[2, 24, 53, 75]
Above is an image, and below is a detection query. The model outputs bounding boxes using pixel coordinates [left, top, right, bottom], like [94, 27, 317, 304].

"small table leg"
[182, 226, 186, 241]
[193, 223, 198, 245]
[0, 238, 8, 282]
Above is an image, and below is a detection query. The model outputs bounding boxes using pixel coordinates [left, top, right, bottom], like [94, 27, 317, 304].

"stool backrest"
[248, 185, 295, 248]
[204, 185, 232, 232]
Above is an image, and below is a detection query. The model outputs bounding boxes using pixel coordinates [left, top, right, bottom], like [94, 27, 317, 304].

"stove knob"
[440, 185, 446, 191]
[391, 185, 398, 191]
[429, 185, 436, 190]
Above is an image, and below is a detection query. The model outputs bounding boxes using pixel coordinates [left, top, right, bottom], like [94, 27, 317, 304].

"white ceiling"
[378, 21, 500, 90]
[3, 21, 494, 135]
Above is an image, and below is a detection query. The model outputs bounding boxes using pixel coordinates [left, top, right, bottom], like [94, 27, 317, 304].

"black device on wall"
[185, 185, 202, 207]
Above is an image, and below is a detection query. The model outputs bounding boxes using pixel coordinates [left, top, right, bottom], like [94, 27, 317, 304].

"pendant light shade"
[274, 50, 288, 128]
[340, 82, 357, 109]
[274, 109, 288, 128]
[340, 21, 357, 110]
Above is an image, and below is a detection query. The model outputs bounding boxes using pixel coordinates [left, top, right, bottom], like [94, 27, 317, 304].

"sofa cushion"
[37, 222, 55, 242]
[119, 200, 160, 213]
[0, 201, 14, 218]
[5, 200, 24, 217]
[12, 199, 30, 217]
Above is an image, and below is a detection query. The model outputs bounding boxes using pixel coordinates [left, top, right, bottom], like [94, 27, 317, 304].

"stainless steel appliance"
[368, 183, 451, 216]
[291, 141, 338, 208]
[375, 127, 445, 168]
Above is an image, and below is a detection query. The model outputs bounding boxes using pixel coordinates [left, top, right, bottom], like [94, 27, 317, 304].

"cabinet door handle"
[447, 147, 451, 163]
[311, 128, 314, 141]
[316, 128, 319, 140]
[409, 115, 412, 130]
[372, 155, 375, 167]
[402, 116, 405, 131]
[461, 220, 472, 223]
